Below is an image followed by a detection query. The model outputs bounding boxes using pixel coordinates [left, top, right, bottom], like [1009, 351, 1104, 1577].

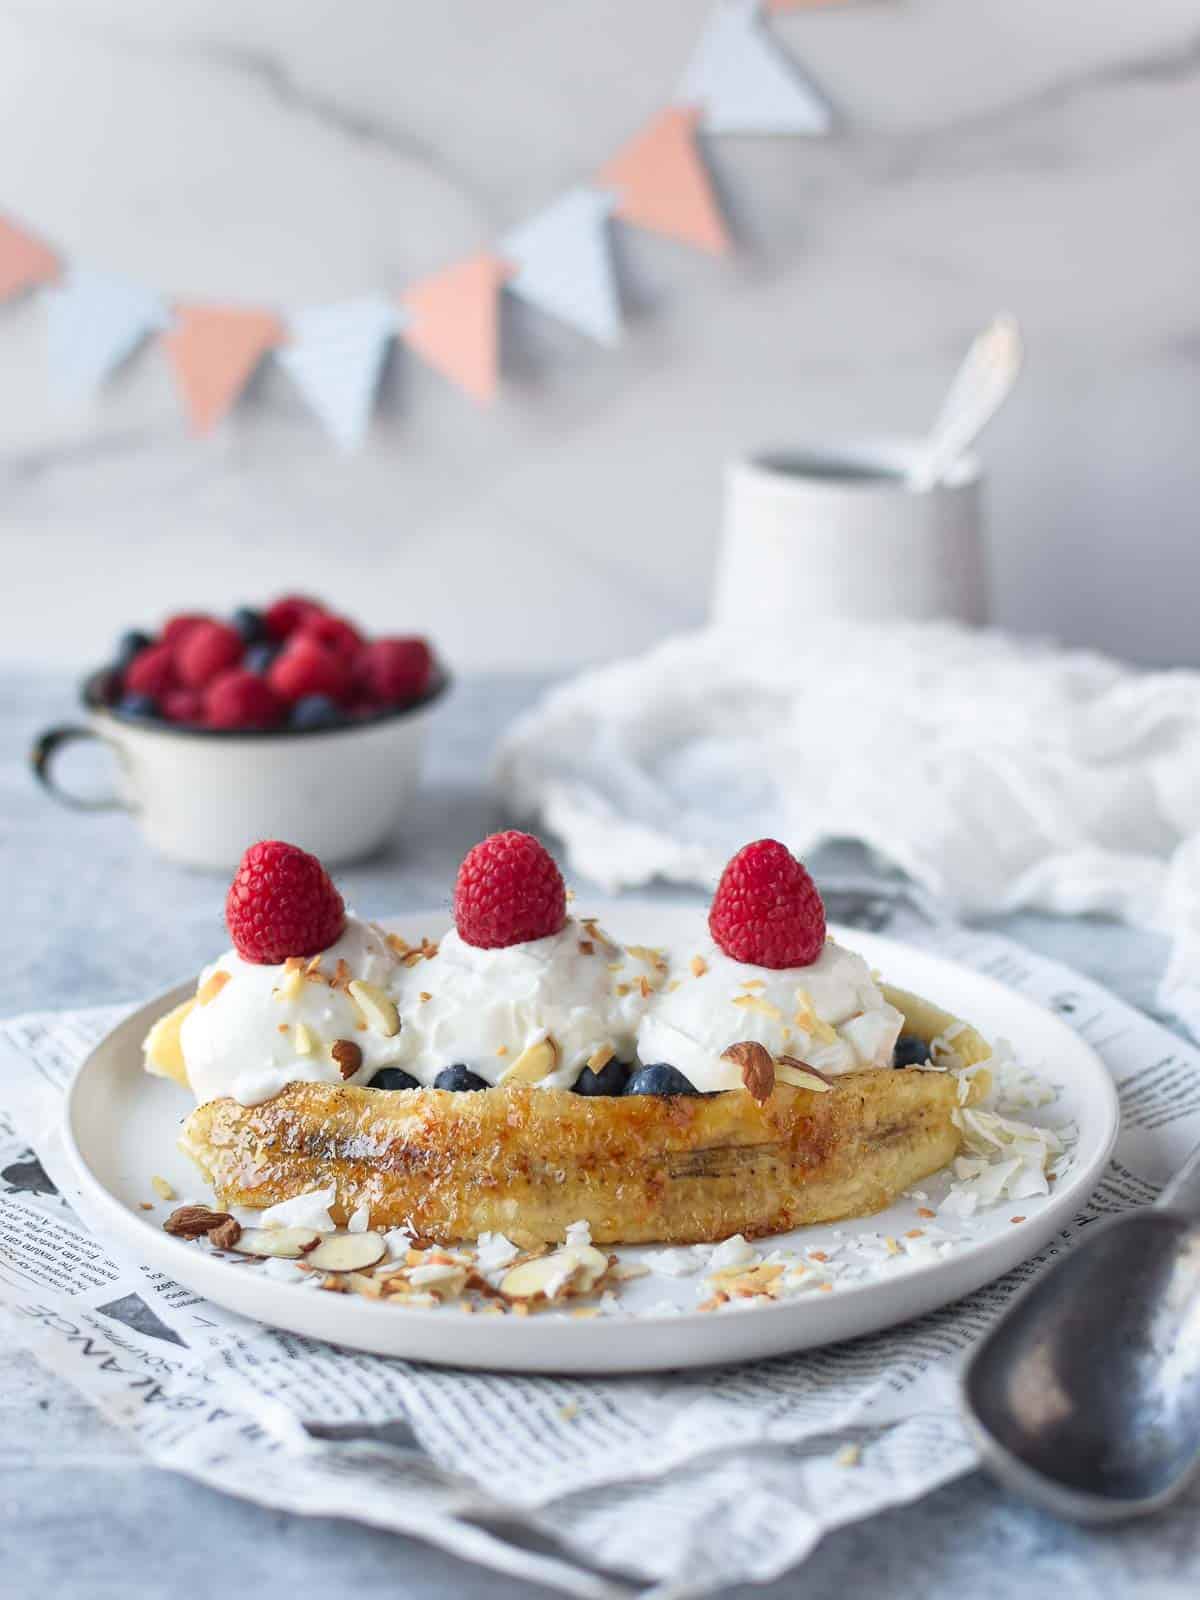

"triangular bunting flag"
[280, 296, 401, 452]
[679, 0, 832, 135]
[597, 107, 730, 256]
[45, 267, 168, 399]
[501, 187, 621, 347]
[163, 305, 284, 435]
[0, 215, 60, 302]
[400, 254, 509, 405]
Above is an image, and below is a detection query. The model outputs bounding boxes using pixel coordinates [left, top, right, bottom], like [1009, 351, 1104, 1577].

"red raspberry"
[297, 612, 363, 660]
[124, 643, 176, 699]
[161, 613, 210, 654]
[225, 840, 345, 964]
[454, 830, 566, 949]
[177, 620, 244, 688]
[204, 669, 285, 729]
[708, 839, 826, 969]
[359, 637, 434, 704]
[162, 687, 204, 724]
[267, 637, 353, 705]
[264, 595, 323, 642]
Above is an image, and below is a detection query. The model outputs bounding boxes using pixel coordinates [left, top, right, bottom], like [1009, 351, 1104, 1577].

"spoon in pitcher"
[961, 1140, 1200, 1522]
[907, 314, 1023, 491]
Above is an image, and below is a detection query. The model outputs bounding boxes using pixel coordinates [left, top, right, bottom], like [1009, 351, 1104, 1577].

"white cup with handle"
[712, 438, 987, 629]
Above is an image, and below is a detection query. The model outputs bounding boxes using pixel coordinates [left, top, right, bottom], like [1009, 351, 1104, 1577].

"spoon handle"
[1158, 1139, 1200, 1217]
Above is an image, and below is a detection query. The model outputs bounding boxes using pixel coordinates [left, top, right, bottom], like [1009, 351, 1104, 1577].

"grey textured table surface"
[2, 667, 1196, 1599]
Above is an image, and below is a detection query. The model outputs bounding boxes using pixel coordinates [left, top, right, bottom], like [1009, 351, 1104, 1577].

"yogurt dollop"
[395, 918, 649, 1089]
[635, 940, 903, 1093]
[180, 914, 406, 1106]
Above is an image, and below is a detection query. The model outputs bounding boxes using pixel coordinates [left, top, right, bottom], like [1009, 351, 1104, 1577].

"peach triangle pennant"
[400, 253, 510, 405]
[163, 304, 284, 435]
[596, 106, 729, 256]
[0, 216, 60, 302]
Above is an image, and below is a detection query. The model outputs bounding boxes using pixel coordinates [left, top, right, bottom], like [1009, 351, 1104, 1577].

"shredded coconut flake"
[347, 1202, 371, 1234]
[475, 1232, 520, 1272]
[259, 1185, 337, 1233]
[707, 1234, 757, 1272]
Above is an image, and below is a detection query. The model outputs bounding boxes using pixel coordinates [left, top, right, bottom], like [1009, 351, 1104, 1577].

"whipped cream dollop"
[635, 940, 903, 1093]
[395, 918, 649, 1088]
[179, 914, 406, 1106]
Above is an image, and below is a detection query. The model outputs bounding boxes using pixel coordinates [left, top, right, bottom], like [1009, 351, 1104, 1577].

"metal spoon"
[907, 314, 1023, 491]
[962, 1142, 1200, 1521]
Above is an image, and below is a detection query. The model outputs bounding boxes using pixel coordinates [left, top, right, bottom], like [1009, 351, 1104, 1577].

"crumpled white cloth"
[494, 623, 1200, 1038]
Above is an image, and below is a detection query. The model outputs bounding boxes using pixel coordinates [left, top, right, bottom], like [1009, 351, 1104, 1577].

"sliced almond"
[331, 958, 352, 992]
[233, 1227, 323, 1259]
[273, 965, 304, 1003]
[293, 1022, 318, 1056]
[331, 1039, 363, 1079]
[304, 1232, 387, 1273]
[721, 1041, 775, 1103]
[163, 1204, 232, 1239]
[197, 970, 230, 1006]
[570, 1244, 610, 1292]
[775, 1056, 835, 1093]
[500, 1251, 582, 1302]
[586, 1044, 615, 1073]
[347, 979, 401, 1038]
[690, 955, 708, 978]
[498, 1035, 559, 1086]
[151, 1174, 176, 1201]
[731, 994, 784, 1022]
[207, 1216, 242, 1250]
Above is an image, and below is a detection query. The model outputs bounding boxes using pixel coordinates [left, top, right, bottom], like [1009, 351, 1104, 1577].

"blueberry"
[115, 629, 152, 672]
[893, 1034, 930, 1069]
[573, 1057, 631, 1097]
[370, 1067, 420, 1091]
[290, 694, 344, 731]
[118, 692, 158, 719]
[232, 606, 267, 645]
[434, 1065, 489, 1092]
[243, 642, 279, 675]
[625, 1063, 700, 1097]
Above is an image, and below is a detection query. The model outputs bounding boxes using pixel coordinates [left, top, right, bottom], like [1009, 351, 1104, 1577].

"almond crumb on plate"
[835, 1443, 861, 1468]
[1010, 1215, 1026, 1224]
[917, 1207, 936, 1219]
[151, 1175, 176, 1201]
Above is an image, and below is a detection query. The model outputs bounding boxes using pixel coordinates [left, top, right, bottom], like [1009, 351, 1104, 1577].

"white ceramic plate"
[61, 904, 1119, 1373]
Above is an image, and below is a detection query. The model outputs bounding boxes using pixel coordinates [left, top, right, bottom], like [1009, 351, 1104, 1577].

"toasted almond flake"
[277, 1023, 289, 1034]
[586, 1044, 615, 1073]
[139, 1201, 154, 1211]
[1010, 1215, 1026, 1224]
[495, 1044, 508, 1056]
[698, 1292, 729, 1313]
[305, 955, 324, 976]
[708, 1262, 785, 1298]
[809, 1251, 829, 1263]
[419, 991, 432, 1003]
[578, 939, 595, 956]
[331, 1039, 363, 1079]
[690, 955, 708, 977]
[627, 944, 664, 966]
[385, 932, 411, 957]
[638, 975, 651, 999]
[606, 961, 624, 973]
[274, 966, 304, 1002]
[818, 1282, 834, 1293]
[346, 1271, 385, 1299]
[151, 1175, 176, 1201]
[885, 1236, 901, 1255]
[615, 982, 631, 997]
[739, 978, 766, 991]
[917, 1207, 936, 1219]
[835, 1443, 861, 1468]
[610, 1260, 651, 1281]
[402, 950, 424, 967]
[731, 994, 784, 1022]
[498, 1035, 559, 1085]
[330, 958, 352, 992]
[197, 970, 230, 1006]
[721, 1041, 775, 1103]
[668, 979, 681, 992]
[905, 1229, 925, 1239]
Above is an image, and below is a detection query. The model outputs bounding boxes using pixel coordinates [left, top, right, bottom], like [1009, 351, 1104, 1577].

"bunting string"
[0, 0, 838, 451]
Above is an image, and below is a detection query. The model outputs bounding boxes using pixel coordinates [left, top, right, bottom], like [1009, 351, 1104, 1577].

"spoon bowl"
[964, 1205, 1200, 1521]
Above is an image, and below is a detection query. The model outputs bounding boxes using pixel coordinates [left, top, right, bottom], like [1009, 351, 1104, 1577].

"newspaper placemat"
[1, 892, 1197, 1599]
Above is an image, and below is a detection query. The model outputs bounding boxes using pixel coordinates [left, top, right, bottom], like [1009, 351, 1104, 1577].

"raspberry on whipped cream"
[178, 914, 406, 1106]
[393, 919, 649, 1089]
[635, 940, 903, 1094]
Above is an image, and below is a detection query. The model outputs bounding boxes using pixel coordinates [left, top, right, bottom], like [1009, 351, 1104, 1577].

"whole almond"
[721, 1041, 775, 1103]
[207, 1216, 243, 1250]
[163, 1204, 233, 1238]
[331, 1039, 363, 1079]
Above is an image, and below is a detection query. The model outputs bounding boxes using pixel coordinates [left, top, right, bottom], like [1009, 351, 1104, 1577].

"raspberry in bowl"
[30, 596, 448, 869]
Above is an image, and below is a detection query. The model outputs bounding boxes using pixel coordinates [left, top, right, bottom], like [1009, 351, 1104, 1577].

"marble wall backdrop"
[1, 0, 1197, 673]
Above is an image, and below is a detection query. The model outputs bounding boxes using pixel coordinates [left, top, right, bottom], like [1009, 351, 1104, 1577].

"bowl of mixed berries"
[32, 595, 448, 869]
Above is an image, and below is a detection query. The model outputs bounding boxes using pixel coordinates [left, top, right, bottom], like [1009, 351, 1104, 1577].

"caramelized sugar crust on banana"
[181, 1068, 970, 1247]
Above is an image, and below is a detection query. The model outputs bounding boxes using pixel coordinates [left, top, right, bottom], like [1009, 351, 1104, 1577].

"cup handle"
[30, 725, 132, 812]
